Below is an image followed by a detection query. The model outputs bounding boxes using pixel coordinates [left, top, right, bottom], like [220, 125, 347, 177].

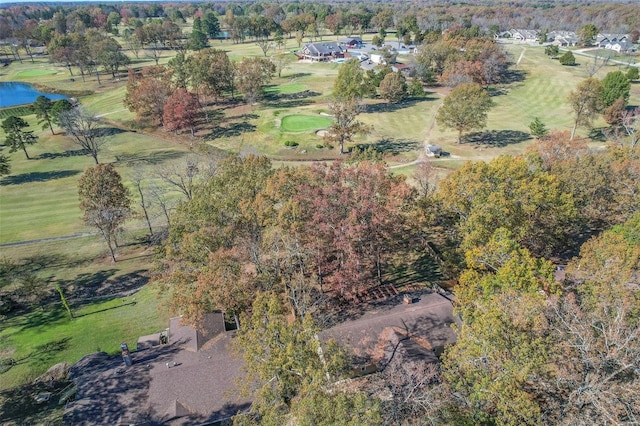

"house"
[547, 30, 578, 47]
[318, 292, 459, 375]
[508, 29, 540, 43]
[391, 63, 413, 74]
[606, 40, 636, 53]
[298, 42, 346, 62]
[339, 36, 363, 48]
[597, 33, 628, 48]
[383, 41, 416, 55]
[63, 313, 249, 425]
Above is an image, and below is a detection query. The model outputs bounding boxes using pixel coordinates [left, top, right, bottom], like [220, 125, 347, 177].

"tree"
[123, 66, 173, 125]
[0, 154, 10, 176]
[170, 248, 255, 329]
[443, 231, 556, 425]
[234, 292, 351, 424]
[435, 156, 577, 257]
[578, 23, 598, 46]
[163, 89, 200, 136]
[325, 98, 369, 154]
[32, 95, 55, 135]
[235, 57, 275, 104]
[187, 48, 235, 103]
[333, 59, 366, 100]
[528, 117, 548, 139]
[2, 116, 38, 160]
[203, 12, 220, 39]
[603, 97, 626, 125]
[558, 51, 576, 66]
[271, 53, 293, 78]
[378, 71, 407, 103]
[188, 17, 208, 51]
[437, 82, 493, 144]
[601, 70, 631, 108]
[78, 164, 132, 262]
[295, 161, 413, 299]
[544, 45, 559, 58]
[627, 66, 639, 82]
[58, 107, 107, 164]
[50, 99, 74, 128]
[568, 77, 603, 140]
[542, 217, 640, 424]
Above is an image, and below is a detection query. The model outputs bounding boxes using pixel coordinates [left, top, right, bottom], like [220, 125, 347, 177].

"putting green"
[280, 114, 333, 132]
[266, 83, 307, 94]
[17, 69, 59, 77]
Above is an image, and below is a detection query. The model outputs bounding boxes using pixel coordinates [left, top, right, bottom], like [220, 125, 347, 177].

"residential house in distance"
[339, 36, 363, 48]
[596, 33, 629, 48]
[507, 29, 540, 43]
[547, 30, 579, 46]
[297, 41, 346, 62]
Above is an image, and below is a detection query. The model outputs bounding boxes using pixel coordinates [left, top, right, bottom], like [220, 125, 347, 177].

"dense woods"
[154, 141, 639, 425]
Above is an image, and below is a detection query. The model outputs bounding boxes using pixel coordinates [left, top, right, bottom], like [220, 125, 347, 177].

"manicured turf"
[0, 279, 169, 390]
[265, 83, 307, 94]
[16, 69, 59, 78]
[280, 114, 333, 132]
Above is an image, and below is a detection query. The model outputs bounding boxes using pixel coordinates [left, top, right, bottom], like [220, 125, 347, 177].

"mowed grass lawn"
[0, 121, 189, 243]
[0, 280, 168, 390]
[280, 114, 333, 132]
[0, 227, 171, 390]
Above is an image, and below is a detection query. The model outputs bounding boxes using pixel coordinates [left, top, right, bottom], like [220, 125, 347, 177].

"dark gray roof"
[64, 328, 248, 425]
[303, 42, 345, 55]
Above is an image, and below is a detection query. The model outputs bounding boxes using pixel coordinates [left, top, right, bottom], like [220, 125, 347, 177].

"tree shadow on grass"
[501, 69, 527, 84]
[95, 127, 127, 138]
[286, 72, 312, 79]
[262, 98, 315, 108]
[37, 149, 87, 160]
[1, 170, 80, 185]
[363, 138, 421, 155]
[63, 270, 149, 305]
[205, 122, 257, 140]
[115, 150, 187, 166]
[363, 98, 422, 113]
[74, 301, 137, 318]
[462, 130, 531, 147]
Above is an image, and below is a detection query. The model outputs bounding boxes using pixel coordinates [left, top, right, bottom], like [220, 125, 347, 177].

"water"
[0, 82, 68, 108]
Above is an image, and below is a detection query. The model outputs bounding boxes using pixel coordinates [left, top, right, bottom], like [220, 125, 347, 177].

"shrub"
[627, 67, 639, 82]
[316, 144, 325, 149]
[284, 140, 298, 147]
[559, 51, 576, 66]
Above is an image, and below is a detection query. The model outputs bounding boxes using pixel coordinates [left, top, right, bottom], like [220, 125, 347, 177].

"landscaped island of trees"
[0, 0, 638, 424]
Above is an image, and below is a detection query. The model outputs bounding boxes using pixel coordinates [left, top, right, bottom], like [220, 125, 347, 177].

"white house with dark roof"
[547, 30, 578, 47]
[298, 41, 346, 62]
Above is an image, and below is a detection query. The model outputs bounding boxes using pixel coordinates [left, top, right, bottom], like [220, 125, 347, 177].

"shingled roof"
[64, 317, 249, 426]
[318, 292, 459, 372]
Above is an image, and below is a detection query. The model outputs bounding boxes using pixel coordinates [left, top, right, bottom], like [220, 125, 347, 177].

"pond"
[0, 82, 67, 108]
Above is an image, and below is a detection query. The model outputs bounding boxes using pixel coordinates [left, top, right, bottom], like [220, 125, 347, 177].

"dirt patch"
[316, 130, 329, 137]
